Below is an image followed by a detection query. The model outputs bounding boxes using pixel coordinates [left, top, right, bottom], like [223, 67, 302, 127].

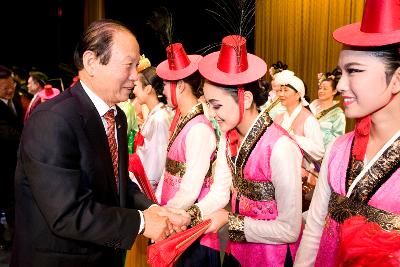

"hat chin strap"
[352, 93, 396, 161]
[227, 87, 245, 157]
[169, 81, 181, 135]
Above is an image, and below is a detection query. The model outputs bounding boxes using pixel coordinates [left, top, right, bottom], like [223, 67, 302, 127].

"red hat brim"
[333, 22, 400, 47]
[199, 52, 267, 85]
[38, 88, 60, 100]
[156, 55, 203, 81]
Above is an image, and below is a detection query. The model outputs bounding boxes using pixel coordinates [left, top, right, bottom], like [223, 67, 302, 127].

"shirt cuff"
[139, 205, 159, 235]
[138, 210, 145, 235]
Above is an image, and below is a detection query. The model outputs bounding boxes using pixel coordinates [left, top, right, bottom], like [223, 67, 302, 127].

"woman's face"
[318, 80, 337, 102]
[203, 81, 240, 133]
[271, 79, 281, 93]
[132, 76, 147, 105]
[162, 81, 173, 108]
[336, 49, 392, 119]
[278, 85, 300, 108]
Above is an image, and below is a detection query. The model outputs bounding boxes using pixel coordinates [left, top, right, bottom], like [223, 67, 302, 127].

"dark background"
[1, 0, 254, 88]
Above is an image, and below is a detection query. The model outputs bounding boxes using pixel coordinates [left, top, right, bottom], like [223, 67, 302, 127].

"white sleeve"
[137, 114, 170, 188]
[166, 123, 217, 209]
[294, 141, 334, 267]
[196, 135, 232, 217]
[244, 136, 303, 244]
[292, 116, 325, 161]
[154, 170, 164, 203]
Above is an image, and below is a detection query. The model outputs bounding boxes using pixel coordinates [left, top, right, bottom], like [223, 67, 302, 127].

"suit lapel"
[13, 94, 24, 123]
[71, 83, 119, 202]
[0, 97, 23, 129]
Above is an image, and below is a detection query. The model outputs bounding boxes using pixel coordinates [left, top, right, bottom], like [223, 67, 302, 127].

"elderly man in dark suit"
[11, 19, 189, 267]
[0, 65, 24, 250]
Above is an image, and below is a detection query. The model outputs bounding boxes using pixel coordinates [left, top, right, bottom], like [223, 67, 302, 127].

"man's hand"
[142, 206, 191, 242]
[159, 206, 191, 233]
[142, 207, 171, 242]
[203, 209, 229, 234]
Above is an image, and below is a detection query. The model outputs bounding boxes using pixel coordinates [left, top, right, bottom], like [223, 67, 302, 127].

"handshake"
[142, 205, 192, 242]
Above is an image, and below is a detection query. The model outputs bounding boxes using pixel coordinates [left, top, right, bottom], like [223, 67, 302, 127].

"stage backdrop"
[255, 0, 364, 132]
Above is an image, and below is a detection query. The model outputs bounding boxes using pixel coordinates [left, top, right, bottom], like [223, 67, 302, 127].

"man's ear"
[243, 90, 254, 110]
[82, 51, 97, 76]
[389, 67, 400, 94]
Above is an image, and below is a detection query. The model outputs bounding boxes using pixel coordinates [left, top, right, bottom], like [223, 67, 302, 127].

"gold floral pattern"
[264, 98, 281, 113]
[348, 136, 400, 202]
[315, 103, 341, 120]
[228, 212, 246, 242]
[233, 180, 275, 201]
[328, 192, 400, 232]
[165, 157, 213, 179]
[226, 109, 275, 201]
[187, 204, 202, 227]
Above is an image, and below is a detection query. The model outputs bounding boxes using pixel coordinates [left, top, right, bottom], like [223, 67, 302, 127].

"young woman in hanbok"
[273, 70, 325, 211]
[124, 56, 172, 267]
[154, 43, 230, 267]
[294, 0, 400, 266]
[132, 56, 172, 190]
[309, 69, 346, 147]
[198, 34, 303, 267]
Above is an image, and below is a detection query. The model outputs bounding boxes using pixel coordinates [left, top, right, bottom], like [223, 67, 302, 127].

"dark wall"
[1, 0, 254, 85]
[1, 0, 83, 84]
[105, 0, 234, 66]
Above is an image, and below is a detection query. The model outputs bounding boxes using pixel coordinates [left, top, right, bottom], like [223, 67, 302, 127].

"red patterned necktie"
[104, 109, 119, 191]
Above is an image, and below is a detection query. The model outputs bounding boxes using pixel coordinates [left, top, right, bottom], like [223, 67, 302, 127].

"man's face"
[91, 30, 140, 106]
[0, 77, 16, 100]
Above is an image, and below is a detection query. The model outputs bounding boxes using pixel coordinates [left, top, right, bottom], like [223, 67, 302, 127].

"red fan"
[337, 215, 400, 267]
[147, 219, 212, 267]
[128, 153, 158, 204]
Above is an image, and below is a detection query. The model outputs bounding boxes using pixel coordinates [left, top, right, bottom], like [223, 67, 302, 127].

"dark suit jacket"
[11, 82, 153, 267]
[0, 94, 23, 211]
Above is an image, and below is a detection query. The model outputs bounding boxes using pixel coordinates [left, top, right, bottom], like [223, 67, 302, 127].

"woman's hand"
[204, 209, 229, 234]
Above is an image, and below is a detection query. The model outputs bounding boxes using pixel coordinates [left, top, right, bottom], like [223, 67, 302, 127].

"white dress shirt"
[80, 81, 144, 234]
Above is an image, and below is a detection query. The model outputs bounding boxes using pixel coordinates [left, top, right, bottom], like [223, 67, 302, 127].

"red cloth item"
[227, 130, 239, 158]
[337, 215, 400, 267]
[226, 87, 244, 157]
[352, 115, 371, 161]
[103, 109, 119, 191]
[169, 108, 181, 136]
[70, 75, 79, 87]
[133, 131, 144, 152]
[168, 81, 180, 135]
[147, 219, 212, 267]
[128, 153, 158, 204]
